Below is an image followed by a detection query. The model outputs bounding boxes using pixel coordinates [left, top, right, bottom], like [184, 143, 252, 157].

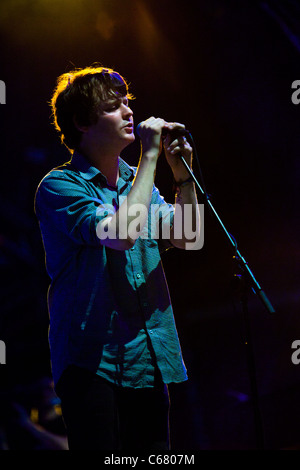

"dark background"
[0, 0, 299, 450]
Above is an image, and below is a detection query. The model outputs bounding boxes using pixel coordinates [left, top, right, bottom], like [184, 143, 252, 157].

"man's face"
[85, 95, 135, 151]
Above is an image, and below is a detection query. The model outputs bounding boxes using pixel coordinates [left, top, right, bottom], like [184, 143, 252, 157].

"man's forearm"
[170, 181, 201, 250]
[99, 153, 158, 250]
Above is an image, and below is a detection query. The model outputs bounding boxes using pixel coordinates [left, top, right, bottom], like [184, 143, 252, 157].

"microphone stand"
[179, 153, 275, 450]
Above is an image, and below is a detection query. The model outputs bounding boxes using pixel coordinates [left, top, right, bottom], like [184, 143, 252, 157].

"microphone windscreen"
[135, 122, 142, 137]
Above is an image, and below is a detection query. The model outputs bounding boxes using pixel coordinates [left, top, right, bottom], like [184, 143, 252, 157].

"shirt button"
[131, 246, 135, 251]
[136, 273, 141, 279]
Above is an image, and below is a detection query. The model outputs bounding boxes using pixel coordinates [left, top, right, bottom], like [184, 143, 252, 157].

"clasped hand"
[137, 117, 193, 178]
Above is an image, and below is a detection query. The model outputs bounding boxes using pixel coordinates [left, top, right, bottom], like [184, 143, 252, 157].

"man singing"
[35, 65, 201, 450]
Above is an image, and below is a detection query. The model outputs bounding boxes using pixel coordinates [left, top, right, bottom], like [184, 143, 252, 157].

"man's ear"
[73, 115, 89, 133]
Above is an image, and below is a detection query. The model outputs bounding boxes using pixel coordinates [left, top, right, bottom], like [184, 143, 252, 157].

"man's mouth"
[123, 123, 134, 132]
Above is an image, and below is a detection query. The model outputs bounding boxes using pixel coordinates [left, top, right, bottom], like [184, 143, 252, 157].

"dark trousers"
[57, 366, 170, 451]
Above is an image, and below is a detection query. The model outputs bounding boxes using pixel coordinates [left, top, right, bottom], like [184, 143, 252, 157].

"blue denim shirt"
[34, 152, 188, 388]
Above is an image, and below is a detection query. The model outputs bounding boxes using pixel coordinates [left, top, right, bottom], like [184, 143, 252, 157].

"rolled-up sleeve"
[35, 172, 108, 246]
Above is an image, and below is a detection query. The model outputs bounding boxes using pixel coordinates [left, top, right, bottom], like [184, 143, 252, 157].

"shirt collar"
[70, 151, 135, 183]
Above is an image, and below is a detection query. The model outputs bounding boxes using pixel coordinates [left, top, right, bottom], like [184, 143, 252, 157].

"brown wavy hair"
[50, 65, 133, 152]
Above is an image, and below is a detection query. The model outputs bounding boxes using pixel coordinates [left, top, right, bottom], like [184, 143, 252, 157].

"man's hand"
[137, 117, 167, 160]
[162, 122, 193, 183]
[137, 118, 193, 182]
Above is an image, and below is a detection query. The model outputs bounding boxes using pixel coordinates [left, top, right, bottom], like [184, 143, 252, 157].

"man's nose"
[122, 103, 133, 117]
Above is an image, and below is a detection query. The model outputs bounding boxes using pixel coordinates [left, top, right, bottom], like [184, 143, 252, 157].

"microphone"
[136, 123, 190, 140]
